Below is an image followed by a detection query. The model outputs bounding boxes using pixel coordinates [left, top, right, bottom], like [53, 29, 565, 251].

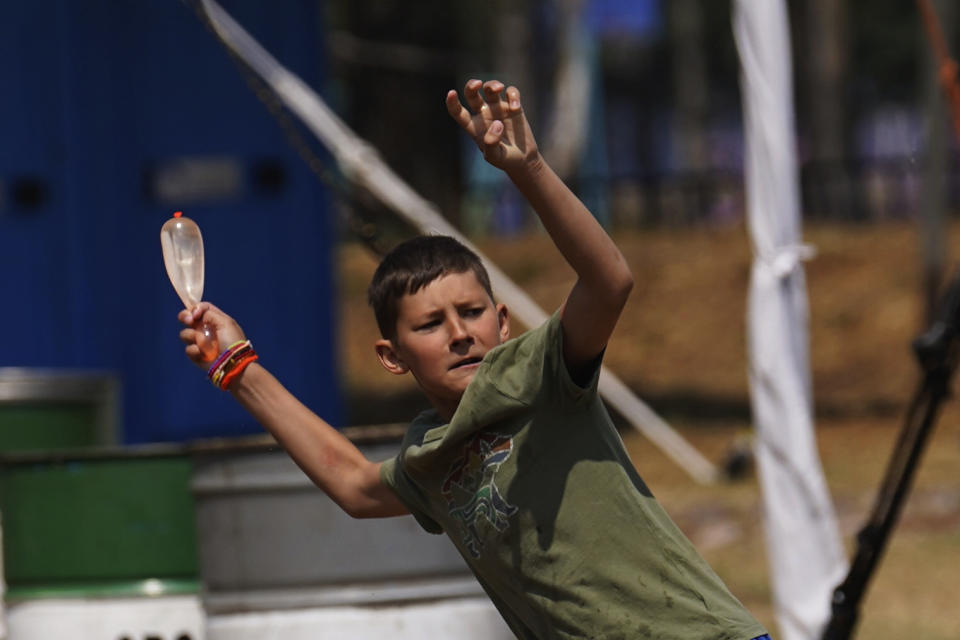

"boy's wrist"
[225, 360, 262, 396]
[209, 340, 259, 390]
[505, 152, 547, 185]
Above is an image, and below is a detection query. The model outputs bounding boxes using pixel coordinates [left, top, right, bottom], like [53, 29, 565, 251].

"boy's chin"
[457, 367, 481, 385]
[447, 370, 478, 395]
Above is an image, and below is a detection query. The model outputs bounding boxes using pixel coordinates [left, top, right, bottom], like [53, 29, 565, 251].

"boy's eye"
[463, 307, 484, 318]
[416, 319, 441, 331]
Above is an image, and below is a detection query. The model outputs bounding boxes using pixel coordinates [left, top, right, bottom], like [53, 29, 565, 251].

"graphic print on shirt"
[441, 431, 518, 558]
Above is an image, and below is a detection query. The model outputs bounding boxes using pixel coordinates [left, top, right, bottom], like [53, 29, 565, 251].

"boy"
[179, 79, 768, 639]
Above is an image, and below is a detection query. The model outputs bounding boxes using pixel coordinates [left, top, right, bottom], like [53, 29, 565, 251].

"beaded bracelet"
[209, 345, 253, 388]
[218, 351, 258, 390]
[207, 339, 259, 390]
[207, 340, 247, 378]
[208, 341, 255, 389]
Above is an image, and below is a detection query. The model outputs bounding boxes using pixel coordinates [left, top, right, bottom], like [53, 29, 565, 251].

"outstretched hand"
[446, 79, 541, 174]
[178, 302, 246, 370]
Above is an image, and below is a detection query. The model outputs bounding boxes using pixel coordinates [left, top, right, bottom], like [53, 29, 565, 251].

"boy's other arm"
[227, 363, 409, 519]
[179, 304, 408, 519]
[447, 79, 634, 370]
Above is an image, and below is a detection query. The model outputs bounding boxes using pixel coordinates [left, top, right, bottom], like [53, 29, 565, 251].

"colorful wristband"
[207, 340, 248, 378]
[218, 351, 258, 390]
[207, 340, 258, 390]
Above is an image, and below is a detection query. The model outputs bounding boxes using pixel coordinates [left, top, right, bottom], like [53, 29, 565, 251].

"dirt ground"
[336, 219, 960, 640]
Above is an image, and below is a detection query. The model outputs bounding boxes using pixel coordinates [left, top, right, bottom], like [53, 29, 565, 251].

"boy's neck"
[425, 383, 467, 423]
[432, 397, 461, 423]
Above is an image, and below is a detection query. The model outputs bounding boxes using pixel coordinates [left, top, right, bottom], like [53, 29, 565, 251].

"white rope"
[196, 0, 718, 485]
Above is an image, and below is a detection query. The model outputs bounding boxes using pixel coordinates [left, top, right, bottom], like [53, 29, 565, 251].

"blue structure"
[0, 1, 342, 443]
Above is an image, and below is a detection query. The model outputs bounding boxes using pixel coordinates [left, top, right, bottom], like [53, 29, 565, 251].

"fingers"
[180, 301, 232, 332]
[482, 80, 523, 115]
[201, 303, 246, 346]
[449, 79, 525, 165]
[196, 302, 226, 327]
[179, 301, 212, 326]
[179, 327, 206, 366]
[463, 78, 485, 113]
[503, 85, 522, 115]
[448, 80, 491, 142]
[452, 79, 519, 121]
[483, 120, 504, 148]
[481, 80, 507, 120]
[445, 90, 474, 134]
[177, 300, 244, 352]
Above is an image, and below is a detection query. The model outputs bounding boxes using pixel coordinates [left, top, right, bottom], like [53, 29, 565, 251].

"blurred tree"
[668, 0, 708, 173]
[324, 0, 467, 227]
[846, 0, 921, 105]
[492, 0, 535, 109]
[917, 0, 956, 323]
[318, 0, 959, 232]
[542, 0, 592, 181]
[804, 0, 847, 162]
[797, 0, 853, 218]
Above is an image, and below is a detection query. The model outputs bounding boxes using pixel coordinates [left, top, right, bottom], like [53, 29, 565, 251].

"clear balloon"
[161, 212, 205, 308]
[161, 212, 218, 361]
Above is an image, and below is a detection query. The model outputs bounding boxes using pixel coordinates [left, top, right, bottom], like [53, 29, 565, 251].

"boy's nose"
[449, 317, 472, 344]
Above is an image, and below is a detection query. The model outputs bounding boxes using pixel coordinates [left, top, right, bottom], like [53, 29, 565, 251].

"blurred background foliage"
[320, 0, 956, 236]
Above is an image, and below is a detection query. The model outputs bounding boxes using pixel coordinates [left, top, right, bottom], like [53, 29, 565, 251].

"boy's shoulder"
[463, 310, 594, 416]
[484, 310, 560, 369]
[400, 408, 444, 447]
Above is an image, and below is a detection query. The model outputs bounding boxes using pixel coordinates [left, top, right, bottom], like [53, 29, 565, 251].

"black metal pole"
[822, 267, 960, 639]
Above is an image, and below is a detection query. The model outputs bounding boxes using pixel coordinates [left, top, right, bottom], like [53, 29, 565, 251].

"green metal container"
[0, 404, 101, 452]
[0, 449, 199, 599]
[0, 369, 118, 453]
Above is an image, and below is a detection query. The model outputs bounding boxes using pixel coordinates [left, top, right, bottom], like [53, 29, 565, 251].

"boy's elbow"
[622, 269, 635, 296]
[343, 496, 407, 519]
[587, 268, 632, 315]
[611, 268, 634, 306]
[336, 492, 380, 519]
[343, 500, 373, 519]
[337, 462, 407, 519]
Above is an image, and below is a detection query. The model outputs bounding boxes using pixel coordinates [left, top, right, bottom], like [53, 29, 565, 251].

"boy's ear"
[375, 339, 409, 375]
[497, 303, 510, 343]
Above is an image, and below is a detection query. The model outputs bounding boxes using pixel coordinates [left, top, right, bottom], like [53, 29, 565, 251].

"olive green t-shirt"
[380, 312, 766, 640]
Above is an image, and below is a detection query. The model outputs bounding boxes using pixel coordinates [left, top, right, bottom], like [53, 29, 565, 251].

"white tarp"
[733, 2, 848, 639]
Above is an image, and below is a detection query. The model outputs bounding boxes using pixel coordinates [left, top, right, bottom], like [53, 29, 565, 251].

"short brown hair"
[367, 235, 493, 339]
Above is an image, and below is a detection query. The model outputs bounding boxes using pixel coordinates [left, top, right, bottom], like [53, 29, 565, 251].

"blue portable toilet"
[0, 0, 342, 445]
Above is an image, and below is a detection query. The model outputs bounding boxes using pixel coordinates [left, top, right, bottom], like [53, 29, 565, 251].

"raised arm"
[446, 79, 634, 372]
[179, 303, 408, 519]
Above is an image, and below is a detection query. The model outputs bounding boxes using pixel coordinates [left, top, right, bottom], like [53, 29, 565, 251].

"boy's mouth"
[450, 356, 483, 370]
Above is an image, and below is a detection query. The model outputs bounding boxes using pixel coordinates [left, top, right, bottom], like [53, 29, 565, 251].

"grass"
[336, 219, 960, 639]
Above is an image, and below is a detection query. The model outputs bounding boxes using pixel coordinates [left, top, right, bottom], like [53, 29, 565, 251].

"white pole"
[734, 1, 848, 637]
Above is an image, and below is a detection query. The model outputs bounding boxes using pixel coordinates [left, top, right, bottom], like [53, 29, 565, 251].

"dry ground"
[336, 220, 960, 640]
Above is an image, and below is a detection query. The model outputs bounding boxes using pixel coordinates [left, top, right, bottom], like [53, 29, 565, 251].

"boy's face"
[375, 270, 509, 421]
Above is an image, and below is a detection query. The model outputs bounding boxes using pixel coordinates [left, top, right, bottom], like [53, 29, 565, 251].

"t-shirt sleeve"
[379, 454, 444, 534]
[548, 310, 604, 400]
[485, 309, 603, 408]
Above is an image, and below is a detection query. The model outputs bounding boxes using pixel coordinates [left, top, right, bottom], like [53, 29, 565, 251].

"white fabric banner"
[733, 2, 848, 639]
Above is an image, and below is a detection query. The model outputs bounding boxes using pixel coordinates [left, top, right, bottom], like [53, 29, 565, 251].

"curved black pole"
[822, 267, 960, 640]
